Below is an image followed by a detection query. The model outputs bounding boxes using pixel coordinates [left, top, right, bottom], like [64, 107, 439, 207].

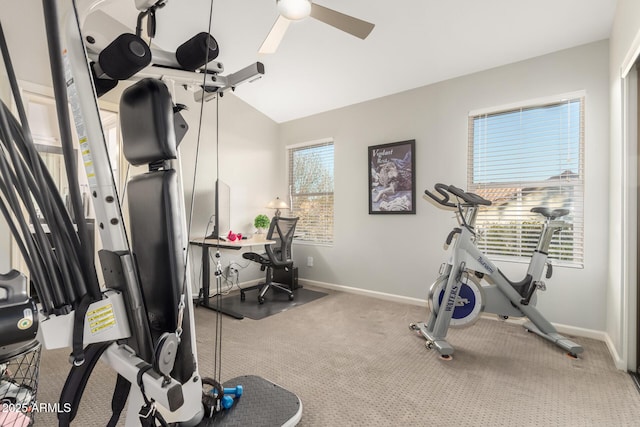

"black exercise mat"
[199, 375, 301, 426]
[217, 287, 327, 320]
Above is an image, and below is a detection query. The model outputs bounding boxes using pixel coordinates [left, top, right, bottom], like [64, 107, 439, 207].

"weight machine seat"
[120, 78, 194, 383]
[531, 207, 569, 220]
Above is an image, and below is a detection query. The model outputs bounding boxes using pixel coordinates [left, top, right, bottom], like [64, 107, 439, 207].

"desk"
[190, 237, 275, 319]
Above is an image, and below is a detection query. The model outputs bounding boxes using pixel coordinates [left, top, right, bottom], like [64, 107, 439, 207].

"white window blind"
[468, 96, 584, 266]
[287, 140, 334, 245]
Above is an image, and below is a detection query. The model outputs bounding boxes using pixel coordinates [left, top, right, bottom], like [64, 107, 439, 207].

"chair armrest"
[242, 252, 270, 266]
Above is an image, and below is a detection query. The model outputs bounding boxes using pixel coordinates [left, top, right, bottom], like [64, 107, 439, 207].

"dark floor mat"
[205, 287, 327, 320]
[199, 375, 301, 426]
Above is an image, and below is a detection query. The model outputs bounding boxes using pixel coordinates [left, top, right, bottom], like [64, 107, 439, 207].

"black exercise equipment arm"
[424, 183, 456, 207]
[447, 185, 492, 206]
[425, 183, 492, 208]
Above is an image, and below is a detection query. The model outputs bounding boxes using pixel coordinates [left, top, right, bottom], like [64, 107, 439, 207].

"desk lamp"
[266, 197, 289, 218]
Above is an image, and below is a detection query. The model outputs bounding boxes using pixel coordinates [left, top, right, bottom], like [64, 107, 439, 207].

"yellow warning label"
[87, 304, 116, 334]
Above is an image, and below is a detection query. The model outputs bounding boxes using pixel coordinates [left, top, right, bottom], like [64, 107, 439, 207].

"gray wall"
[280, 40, 610, 332]
[0, 0, 614, 336]
[172, 89, 282, 289]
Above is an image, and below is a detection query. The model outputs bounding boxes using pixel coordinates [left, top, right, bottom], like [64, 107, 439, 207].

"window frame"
[286, 138, 335, 246]
[467, 91, 585, 268]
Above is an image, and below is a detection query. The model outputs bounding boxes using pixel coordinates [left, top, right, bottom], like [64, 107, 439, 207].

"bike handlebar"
[424, 183, 457, 207]
[424, 183, 492, 208]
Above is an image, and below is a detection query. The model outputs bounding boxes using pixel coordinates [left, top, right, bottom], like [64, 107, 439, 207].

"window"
[468, 94, 584, 266]
[287, 139, 334, 245]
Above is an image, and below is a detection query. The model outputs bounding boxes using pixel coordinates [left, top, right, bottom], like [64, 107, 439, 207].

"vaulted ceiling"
[2, 0, 618, 123]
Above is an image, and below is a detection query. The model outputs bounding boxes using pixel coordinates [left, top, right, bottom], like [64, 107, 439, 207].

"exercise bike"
[410, 183, 584, 360]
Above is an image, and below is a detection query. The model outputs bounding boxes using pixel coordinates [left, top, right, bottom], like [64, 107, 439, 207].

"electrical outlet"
[227, 266, 238, 278]
[307, 256, 313, 267]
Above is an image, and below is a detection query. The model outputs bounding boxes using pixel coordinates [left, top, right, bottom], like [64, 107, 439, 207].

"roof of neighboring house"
[473, 170, 580, 206]
[474, 187, 520, 205]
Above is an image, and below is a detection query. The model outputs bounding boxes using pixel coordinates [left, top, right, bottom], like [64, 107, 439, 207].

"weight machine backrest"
[120, 78, 194, 383]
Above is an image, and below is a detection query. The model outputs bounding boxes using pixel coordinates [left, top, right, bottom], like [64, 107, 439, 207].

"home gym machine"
[410, 183, 584, 360]
[0, 0, 301, 425]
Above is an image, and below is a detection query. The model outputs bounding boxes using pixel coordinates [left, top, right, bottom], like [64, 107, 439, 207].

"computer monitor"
[207, 179, 230, 239]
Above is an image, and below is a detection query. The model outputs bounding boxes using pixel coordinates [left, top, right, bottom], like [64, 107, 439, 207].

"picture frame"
[368, 139, 416, 214]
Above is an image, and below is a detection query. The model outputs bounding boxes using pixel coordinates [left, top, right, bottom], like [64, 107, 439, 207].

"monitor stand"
[205, 226, 226, 241]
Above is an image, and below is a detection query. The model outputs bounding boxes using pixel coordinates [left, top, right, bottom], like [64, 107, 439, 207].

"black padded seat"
[531, 207, 569, 220]
[120, 78, 193, 382]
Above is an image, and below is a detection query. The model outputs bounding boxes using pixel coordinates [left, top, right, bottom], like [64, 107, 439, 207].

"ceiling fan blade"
[310, 3, 374, 40]
[259, 15, 291, 54]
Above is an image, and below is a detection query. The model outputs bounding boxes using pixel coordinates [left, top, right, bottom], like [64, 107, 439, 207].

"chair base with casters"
[240, 253, 295, 304]
[241, 216, 299, 304]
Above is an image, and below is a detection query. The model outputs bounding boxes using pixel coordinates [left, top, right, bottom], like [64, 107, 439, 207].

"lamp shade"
[266, 197, 289, 210]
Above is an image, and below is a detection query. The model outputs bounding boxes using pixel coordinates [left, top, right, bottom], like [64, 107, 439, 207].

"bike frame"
[415, 195, 583, 357]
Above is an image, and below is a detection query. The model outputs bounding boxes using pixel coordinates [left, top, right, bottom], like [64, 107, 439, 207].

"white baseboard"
[302, 278, 613, 345]
[554, 323, 608, 342]
[604, 333, 627, 370]
[301, 279, 426, 307]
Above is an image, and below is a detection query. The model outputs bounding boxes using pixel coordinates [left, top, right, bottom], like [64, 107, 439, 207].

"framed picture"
[368, 140, 416, 214]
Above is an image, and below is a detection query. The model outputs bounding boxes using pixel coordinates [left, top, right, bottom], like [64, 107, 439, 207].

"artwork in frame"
[368, 140, 416, 214]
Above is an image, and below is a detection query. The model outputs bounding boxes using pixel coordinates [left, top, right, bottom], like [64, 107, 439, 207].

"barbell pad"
[98, 33, 151, 80]
[175, 32, 219, 71]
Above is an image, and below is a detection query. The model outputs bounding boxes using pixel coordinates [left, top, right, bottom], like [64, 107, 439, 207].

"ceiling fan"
[259, 0, 375, 54]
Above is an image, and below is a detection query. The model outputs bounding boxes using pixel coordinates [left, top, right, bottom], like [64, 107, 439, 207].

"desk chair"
[241, 216, 299, 304]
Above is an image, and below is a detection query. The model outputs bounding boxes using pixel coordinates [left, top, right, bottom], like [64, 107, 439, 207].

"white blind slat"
[288, 140, 334, 244]
[468, 97, 584, 266]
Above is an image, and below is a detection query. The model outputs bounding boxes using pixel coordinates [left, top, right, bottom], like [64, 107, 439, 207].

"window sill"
[487, 254, 584, 269]
[293, 240, 333, 248]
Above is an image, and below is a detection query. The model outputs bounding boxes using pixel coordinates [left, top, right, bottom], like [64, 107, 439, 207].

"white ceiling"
[92, 0, 617, 123]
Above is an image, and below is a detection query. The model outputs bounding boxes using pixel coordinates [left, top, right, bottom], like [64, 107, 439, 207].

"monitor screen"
[208, 179, 230, 239]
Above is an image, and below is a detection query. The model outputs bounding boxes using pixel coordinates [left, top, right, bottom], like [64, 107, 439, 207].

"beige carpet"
[34, 286, 640, 426]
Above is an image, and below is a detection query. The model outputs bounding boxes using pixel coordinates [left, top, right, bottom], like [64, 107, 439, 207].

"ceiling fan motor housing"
[277, 0, 312, 20]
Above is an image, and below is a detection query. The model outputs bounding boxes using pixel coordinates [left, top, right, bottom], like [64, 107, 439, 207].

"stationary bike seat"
[531, 207, 569, 219]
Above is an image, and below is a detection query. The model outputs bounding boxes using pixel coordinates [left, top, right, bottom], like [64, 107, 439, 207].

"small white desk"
[189, 236, 275, 318]
[190, 236, 276, 250]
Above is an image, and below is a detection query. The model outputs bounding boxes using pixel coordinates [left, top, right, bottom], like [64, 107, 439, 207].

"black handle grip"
[446, 228, 462, 245]
[0, 269, 29, 306]
[448, 185, 492, 206]
[424, 183, 456, 207]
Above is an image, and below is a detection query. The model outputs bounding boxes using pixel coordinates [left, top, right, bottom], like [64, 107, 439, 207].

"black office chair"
[241, 216, 299, 304]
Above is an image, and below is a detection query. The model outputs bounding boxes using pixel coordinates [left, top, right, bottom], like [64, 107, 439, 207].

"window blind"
[287, 140, 334, 245]
[468, 97, 584, 266]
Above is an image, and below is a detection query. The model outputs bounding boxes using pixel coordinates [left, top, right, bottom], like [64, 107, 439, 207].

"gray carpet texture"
[33, 286, 640, 426]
